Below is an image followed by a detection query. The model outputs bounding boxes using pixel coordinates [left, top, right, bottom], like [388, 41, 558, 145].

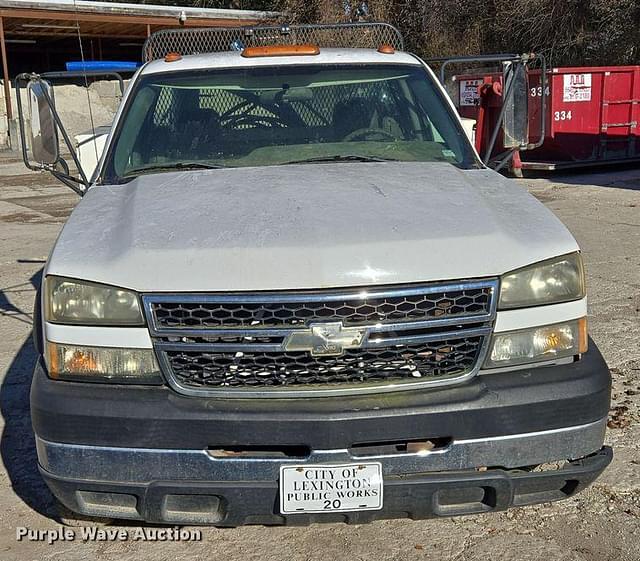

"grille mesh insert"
[165, 336, 483, 389]
[151, 287, 492, 330]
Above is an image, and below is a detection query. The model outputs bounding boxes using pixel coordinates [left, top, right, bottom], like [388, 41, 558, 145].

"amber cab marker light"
[378, 44, 395, 54]
[241, 44, 320, 58]
[164, 52, 182, 62]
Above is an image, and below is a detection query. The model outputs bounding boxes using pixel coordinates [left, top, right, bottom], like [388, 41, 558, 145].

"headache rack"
[142, 22, 404, 62]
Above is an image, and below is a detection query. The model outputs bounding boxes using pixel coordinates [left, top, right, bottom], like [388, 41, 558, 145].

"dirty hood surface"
[47, 162, 579, 292]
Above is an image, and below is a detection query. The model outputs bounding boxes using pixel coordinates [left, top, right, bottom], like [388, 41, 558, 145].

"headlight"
[499, 253, 585, 309]
[45, 276, 144, 325]
[484, 318, 588, 369]
[45, 342, 162, 383]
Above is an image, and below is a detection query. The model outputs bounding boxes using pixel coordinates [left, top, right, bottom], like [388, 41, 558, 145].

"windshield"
[102, 63, 479, 182]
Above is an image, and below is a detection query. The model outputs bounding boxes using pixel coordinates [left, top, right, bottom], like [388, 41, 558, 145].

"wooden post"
[0, 16, 12, 122]
[145, 23, 152, 61]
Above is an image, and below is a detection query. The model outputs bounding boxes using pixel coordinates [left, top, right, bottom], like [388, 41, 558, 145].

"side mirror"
[27, 80, 60, 165]
[502, 61, 529, 148]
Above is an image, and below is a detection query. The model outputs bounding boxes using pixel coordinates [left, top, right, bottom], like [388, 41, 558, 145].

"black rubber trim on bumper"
[31, 342, 611, 450]
[40, 447, 612, 526]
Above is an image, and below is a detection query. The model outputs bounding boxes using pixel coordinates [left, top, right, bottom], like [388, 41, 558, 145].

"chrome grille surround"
[143, 279, 498, 398]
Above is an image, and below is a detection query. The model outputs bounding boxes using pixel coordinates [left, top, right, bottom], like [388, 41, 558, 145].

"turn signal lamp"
[484, 318, 588, 369]
[45, 342, 162, 384]
[532, 319, 587, 355]
[241, 44, 320, 58]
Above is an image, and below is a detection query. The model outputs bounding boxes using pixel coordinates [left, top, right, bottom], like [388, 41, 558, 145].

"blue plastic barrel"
[65, 61, 140, 72]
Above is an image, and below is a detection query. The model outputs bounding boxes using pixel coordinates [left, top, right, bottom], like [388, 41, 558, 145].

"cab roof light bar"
[241, 44, 320, 58]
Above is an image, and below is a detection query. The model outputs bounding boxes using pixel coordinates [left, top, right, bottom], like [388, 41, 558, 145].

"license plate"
[279, 462, 383, 514]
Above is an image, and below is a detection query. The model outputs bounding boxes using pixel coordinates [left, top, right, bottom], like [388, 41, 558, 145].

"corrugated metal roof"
[0, 0, 279, 21]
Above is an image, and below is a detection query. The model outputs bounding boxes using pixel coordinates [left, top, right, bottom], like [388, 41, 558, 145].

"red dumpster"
[455, 66, 640, 171]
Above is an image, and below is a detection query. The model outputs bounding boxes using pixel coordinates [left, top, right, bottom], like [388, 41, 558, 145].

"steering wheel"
[342, 128, 398, 142]
[223, 113, 284, 129]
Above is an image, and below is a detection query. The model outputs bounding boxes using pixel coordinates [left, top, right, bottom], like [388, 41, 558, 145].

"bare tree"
[103, 0, 640, 65]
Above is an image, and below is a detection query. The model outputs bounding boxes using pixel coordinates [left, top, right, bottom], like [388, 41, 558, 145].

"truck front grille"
[143, 280, 498, 397]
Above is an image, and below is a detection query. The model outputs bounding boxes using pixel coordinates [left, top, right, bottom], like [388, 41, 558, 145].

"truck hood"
[47, 162, 579, 292]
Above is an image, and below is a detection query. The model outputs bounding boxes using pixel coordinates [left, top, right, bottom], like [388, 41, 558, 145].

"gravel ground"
[0, 154, 638, 561]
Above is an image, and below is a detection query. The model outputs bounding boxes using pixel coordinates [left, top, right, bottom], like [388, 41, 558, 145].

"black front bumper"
[31, 344, 612, 526]
[40, 448, 612, 526]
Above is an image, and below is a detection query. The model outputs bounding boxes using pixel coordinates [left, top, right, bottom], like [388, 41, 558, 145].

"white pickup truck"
[19, 25, 611, 526]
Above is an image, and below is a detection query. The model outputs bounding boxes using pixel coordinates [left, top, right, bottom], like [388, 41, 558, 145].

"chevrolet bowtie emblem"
[284, 322, 367, 356]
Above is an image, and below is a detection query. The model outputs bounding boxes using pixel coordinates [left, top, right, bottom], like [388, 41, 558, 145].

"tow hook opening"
[350, 437, 453, 457]
[207, 445, 311, 459]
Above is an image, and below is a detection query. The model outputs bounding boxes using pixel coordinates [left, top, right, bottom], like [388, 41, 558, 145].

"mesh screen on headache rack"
[142, 23, 404, 62]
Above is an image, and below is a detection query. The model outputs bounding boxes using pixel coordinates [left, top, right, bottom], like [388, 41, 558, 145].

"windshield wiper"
[280, 155, 399, 165]
[123, 161, 227, 178]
